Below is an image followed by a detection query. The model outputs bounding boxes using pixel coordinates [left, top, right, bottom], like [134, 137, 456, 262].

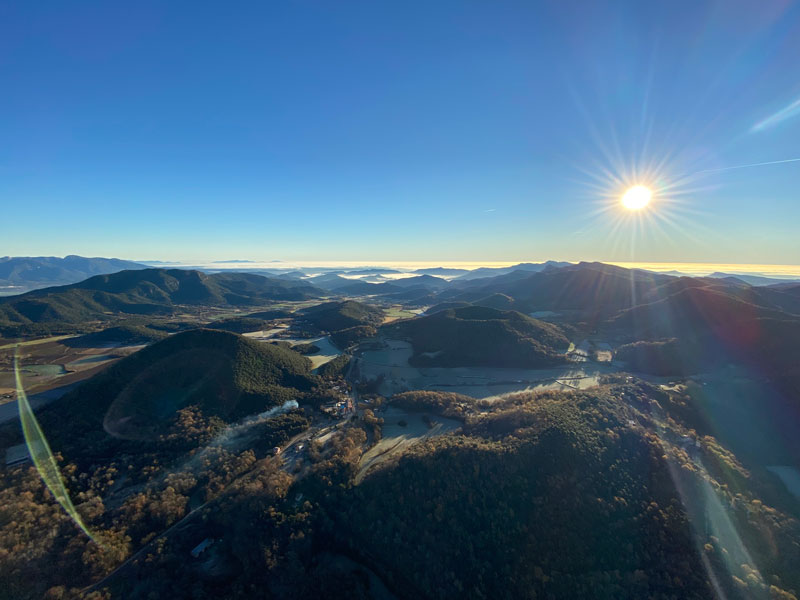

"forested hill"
[444, 262, 800, 321]
[442, 262, 672, 316]
[37, 328, 317, 461]
[605, 283, 800, 388]
[338, 383, 800, 600]
[384, 305, 569, 367]
[0, 268, 325, 332]
[298, 300, 384, 332]
[2, 351, 800, 598]
[3, 379, 790, 599]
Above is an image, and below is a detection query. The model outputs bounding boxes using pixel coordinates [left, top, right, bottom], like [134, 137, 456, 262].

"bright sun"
[621, 185, 652, 210]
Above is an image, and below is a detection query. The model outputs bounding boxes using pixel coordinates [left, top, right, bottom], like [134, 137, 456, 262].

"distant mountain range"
[0, 255, 146, 294]
[4, 257, 800, 391]
[413, 267, 470, 276]
[6, 256, 796, 296]
[706, 271, 800, 286]
[453, 260, 572, 280]
[212, 259, 257, 264]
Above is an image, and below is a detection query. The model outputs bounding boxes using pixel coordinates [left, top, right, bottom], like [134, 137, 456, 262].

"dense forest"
[66, 323, 170, 346]
[384, 306, 569, 367]
[330, 325, 378, 350]
[203, 317, 272, 334]
[298, 301, 384, 332]
[2, 372, 799, 599]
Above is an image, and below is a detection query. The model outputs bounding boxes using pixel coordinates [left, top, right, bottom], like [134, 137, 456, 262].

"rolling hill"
[0, 269, 325, 332]
[384, 305, 569, 367]
[333, 280, 403, 295]
[605, 284, 800, 384]
[325, 275, 448, 297]
[307, 273, 355, 290]
[65, 323, 169, 347]
[203, 317, 272, 334]
[298, 300, 384, 332]
[389, 274, 448, 289]
[40, 328, 317, 447]
[424, 300, 473, 314]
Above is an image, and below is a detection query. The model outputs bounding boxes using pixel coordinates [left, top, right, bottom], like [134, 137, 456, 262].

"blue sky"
[2, 1, 800, 264]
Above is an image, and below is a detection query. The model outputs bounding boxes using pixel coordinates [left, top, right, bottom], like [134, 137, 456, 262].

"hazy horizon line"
[129, 259, 800, 278]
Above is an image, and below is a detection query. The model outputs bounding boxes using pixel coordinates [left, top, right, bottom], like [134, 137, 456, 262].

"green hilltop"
[40, 329, 317, 453]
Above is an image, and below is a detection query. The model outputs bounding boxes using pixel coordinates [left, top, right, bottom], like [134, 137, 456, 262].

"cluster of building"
[321, 393, 354, 419]
[318, 382, 354, 419]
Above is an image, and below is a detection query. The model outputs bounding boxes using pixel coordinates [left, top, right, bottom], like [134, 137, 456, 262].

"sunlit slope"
[384, 306, 569, 367]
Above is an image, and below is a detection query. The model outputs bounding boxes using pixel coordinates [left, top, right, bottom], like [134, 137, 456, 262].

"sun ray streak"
[696, 157, 800, 174]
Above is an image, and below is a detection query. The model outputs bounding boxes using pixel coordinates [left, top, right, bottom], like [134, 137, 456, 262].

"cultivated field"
[356, 337, 615, 400]
[355, 406, 460, 484]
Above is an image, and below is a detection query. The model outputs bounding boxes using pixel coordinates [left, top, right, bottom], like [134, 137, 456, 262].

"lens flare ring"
[14, 350, 99, 544]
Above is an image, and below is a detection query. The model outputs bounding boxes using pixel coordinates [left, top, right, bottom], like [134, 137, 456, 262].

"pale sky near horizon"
[2, 1, 800, 264]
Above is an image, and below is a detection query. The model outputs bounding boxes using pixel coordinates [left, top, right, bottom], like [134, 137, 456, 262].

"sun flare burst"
[621, 185, 652, 210]
[569, 134, 720, 261]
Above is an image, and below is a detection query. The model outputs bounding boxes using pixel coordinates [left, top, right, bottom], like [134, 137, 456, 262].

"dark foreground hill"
[3, 375, 800, 598]
[384, 305, 569, 367]
[0, 269, 325, 334]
